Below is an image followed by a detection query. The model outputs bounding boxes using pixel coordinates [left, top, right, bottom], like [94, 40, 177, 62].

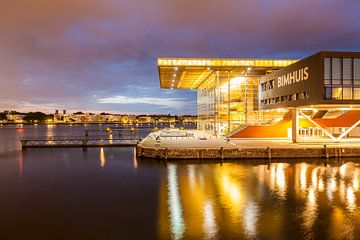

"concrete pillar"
[292, 108, 298, 143]
[227, 71, 231, 133]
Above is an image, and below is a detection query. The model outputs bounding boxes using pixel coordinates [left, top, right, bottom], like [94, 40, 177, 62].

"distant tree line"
[0, 112, 6, 120]
[0, 111, 54, 123]
[23, 112, 54, 123]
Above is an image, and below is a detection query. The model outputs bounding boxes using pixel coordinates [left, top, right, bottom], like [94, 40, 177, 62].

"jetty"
[21, 136, 140, 149]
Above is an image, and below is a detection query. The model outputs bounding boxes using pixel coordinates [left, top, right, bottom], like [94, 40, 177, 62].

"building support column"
[227, 71, 231, 133]
[292, 108, 298, 143]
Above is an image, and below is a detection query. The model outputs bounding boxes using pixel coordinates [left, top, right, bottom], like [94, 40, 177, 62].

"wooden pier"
[21, 136, 140, 149]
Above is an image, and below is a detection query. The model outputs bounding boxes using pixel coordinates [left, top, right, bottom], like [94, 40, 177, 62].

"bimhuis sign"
[277, 67, 309, 88]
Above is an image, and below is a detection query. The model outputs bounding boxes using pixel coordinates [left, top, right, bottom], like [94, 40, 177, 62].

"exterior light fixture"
[173, 74, 176, 77]
[175, 67, 178, 71]
[247, 67, 252, 71]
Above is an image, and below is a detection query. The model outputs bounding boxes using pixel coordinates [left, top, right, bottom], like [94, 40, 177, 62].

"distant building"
[7, 113, 26, 123]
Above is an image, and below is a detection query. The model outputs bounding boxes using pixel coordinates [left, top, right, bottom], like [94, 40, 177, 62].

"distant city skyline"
[1, 0, 360, 114]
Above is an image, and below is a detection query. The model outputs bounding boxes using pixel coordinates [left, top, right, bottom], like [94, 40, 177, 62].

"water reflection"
[18, 150, 23, 177]
[100, 147, 106, 168]
[133, 148, 138, 169]
[159, 161, 360, 239]
[203, 200, 217, 239]
[167, 164, 185, 240]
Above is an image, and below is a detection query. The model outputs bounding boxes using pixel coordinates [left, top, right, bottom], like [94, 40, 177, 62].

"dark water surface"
[1, 124, 360, 239]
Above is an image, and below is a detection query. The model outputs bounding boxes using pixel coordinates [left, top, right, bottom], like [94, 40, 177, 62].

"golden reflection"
[327, 177, 337, 202]
[275, 164, 286, 198]
[157, 161, 360, 239]
[339, 163, 347, 178]
[346, 186, 356, 212]
[318, 179, 325, 192]
[243, 200, 258, 237]
[268, 163, 288, 199]
[167, 164, 185, 240]
[203, 200, 217, 239]
[311, 167, 318, 189]
[187, 165, 196, 191]
[300, 163, 307, 191]
[221, 174, 241, 204]
[109, 133, 113, 144]
[303, 187, 318, 230]
[133, 147, 138, 169]
[100, 147, 105, 168]
[353, 168, 359, 191]
[339, 180, 346, 202]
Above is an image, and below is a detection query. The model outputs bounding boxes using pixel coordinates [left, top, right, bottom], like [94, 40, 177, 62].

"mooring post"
[339, 148, 342, 159]
[21, 140, 27, 150]
[324, 144, 329, 159]
[82, 138, 88, 149]
[220, 147, 224, 160]
[165, 147, 168, 161]
[267, 146, 272, 160]
[135, 141, 139, 157]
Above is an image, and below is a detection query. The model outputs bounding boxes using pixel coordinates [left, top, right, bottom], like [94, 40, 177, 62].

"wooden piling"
[267, 146, 272, 160]
[165, 148, 168, 160]
[324, 144, 329, 159]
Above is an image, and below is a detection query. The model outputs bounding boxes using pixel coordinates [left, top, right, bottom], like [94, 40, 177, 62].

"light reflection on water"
[167, 164, 185, 240]
[100, 147, 106, 168]
[160, 161, 360, 239]
[2, 125, 360, 239]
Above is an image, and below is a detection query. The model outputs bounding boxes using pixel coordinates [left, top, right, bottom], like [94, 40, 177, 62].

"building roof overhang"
[158, 58, 298, 89]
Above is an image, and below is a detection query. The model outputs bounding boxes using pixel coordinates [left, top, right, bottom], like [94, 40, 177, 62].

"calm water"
[1, 124, 360, 239]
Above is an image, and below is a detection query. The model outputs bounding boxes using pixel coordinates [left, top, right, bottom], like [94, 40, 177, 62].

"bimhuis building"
[157, 51, 360, 143]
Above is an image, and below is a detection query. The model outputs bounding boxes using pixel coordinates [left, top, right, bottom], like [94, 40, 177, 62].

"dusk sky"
[1, 0, 360, 115]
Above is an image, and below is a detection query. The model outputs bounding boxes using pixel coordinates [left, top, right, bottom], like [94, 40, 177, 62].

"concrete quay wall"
[136, 145, 360, 160]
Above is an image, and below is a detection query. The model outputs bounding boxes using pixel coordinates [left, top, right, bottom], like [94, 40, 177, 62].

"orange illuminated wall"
[230, 110, 360, 138]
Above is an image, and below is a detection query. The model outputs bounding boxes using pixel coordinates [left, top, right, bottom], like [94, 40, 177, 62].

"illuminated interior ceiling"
[158, 58, 298, 89]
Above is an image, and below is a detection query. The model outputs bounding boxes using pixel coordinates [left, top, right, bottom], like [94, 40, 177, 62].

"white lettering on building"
[277, 67, 309, 88]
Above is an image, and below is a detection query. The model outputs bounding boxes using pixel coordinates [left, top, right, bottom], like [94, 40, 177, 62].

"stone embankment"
[136, 144, 360, 160]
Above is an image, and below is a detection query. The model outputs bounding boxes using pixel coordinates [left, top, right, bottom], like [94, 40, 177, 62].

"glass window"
[325, 87, 332, 99]
[324, 58, 331, 80]
[354, 88, 360, 99]
[355, 59, 360, 81]
[343, 87, 352, 100]
[332, 87, 342, 100]
[343, 58, 352, 80]
[332, 58, 342, 84]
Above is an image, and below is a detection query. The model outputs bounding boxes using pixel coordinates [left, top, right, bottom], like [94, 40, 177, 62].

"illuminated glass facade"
[159, 52, 360, 140]
[197, 70, 285, 135]
[158, 57, 297, 135]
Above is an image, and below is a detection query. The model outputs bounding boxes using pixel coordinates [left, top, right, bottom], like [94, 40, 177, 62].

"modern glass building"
[158, 52, 360, 142]
[158, 58, 297, 135]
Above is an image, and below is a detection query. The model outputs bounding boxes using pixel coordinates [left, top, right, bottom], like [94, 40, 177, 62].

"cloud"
[0, 0, 360, 114]
[97, 95, 188, 108]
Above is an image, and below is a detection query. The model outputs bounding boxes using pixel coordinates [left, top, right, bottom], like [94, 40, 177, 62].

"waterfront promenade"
[138, 129, 360, 160]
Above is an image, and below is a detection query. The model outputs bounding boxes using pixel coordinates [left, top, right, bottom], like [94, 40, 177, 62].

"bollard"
[21, 140, 27, 150]
[165, 148, 168, 161]
[267, 146, 272, 160]
[82, 139, 88, 149]
[339, 148, 342, 158]
[324, 144, 329, 159]
[220, 147, 224, 160]
[135, 142, 139, 157]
